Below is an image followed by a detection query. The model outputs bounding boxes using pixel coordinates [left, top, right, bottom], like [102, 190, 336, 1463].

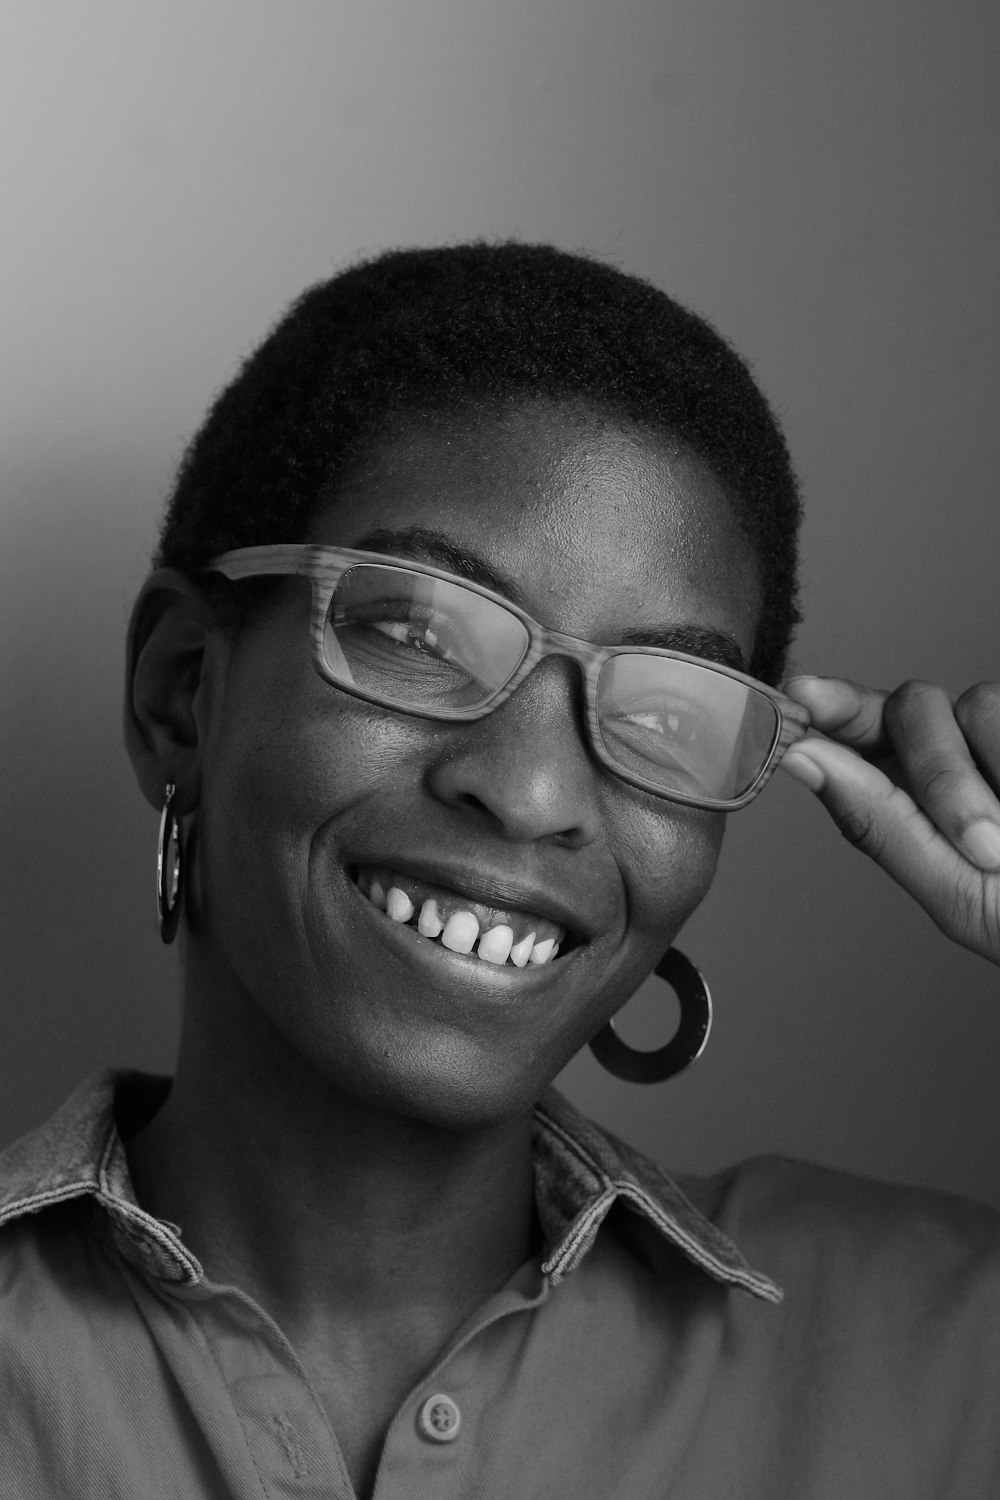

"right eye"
[347, 608, 470, 668]
[604, 695, 710, 753]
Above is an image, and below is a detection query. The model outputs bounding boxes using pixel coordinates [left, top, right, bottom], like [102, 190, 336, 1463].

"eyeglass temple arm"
[206, 545, 332, 581]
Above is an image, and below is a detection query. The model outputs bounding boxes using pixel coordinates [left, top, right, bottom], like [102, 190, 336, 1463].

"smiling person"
[3, 244, 999, 1499]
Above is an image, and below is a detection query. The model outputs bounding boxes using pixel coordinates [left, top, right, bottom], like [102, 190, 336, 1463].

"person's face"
[189, 403, 762, 1128]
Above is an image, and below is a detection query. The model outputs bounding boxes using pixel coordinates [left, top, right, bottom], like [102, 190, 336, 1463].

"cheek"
[612, 796, 725, 951]
[553, 794, 724, 1062]
[191, 664, 414, 955]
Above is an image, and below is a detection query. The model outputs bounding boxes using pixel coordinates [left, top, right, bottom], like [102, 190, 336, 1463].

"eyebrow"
[617, 624, 746, 671]
[353, 526, 523, 605]
[350, 525, 747, 672]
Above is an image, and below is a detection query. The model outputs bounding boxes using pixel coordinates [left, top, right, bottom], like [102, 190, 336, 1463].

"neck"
[127, 961, 540, 1341]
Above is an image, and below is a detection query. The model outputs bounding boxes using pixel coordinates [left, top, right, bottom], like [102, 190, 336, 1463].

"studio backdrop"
[2, 0, 998, 1204]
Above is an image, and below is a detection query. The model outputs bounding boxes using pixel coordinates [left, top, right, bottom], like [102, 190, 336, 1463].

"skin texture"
[124, 399, 999, 1497]
[193, 409, 758, 1124]
[133, 403, 763, 1131]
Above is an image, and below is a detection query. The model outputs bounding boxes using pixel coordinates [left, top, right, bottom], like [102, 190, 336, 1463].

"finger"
[782, 675, 892, 755]
[780, 736, 1000, 961]
[880, 681, 1000, 868]
[782, 732, 1000, 873]
[955, 681, 1000, 797]
[781, 736, 952, 885]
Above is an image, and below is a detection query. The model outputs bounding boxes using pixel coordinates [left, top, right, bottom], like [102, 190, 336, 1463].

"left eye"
[373, 620, 451, 657]
[623, 705, 702, 743]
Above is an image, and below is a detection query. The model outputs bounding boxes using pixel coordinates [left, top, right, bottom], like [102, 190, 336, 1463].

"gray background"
[2, 1, 998, 1205]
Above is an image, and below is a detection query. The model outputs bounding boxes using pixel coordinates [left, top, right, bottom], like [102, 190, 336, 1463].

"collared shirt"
[1, 1072, 998, 1498]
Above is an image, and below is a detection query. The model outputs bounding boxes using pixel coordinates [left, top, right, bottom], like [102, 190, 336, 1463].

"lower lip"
[349, 877, 577, 993]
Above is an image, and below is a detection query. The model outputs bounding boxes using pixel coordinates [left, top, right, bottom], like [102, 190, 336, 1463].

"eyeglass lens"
[323, 564, 779, 801]
[326, 565, 530, 708]
[596, 654, 778, 801]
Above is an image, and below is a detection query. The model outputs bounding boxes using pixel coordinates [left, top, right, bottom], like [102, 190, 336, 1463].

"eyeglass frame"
[206, 543, 811, 811]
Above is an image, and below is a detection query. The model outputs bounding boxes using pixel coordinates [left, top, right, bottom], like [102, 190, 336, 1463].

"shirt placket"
[151, 1276, 356, 1499]
[147, 1259, 547, 1500]
[371, 1260, 549, 1498]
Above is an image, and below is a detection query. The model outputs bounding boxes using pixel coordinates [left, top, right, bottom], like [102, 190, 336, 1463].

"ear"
[124, 569, 217, 815]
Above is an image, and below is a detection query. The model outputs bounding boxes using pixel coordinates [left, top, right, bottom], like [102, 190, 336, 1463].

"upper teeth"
[360, 870, 565, 968]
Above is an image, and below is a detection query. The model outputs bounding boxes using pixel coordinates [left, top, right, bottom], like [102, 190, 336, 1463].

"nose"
[424, 657, 603, 848]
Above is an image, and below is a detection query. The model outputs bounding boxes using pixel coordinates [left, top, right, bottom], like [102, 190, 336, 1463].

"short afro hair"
[157, 241, 802, 683]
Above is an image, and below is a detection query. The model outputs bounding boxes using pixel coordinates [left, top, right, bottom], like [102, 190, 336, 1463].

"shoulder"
[0, 1070, 176, 1317]
[679, 1152, 1000, 1385]
[695, 1152, 1000, 1287]
[601, 1108, 1000, 1344]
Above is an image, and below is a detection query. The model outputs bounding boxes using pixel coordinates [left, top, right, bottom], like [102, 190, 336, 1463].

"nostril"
[427, 755, 601, 847]
[453, 790, 493, 815]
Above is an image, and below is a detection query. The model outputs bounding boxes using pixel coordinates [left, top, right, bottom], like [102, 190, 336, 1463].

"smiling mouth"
[352, 865, 575, 968]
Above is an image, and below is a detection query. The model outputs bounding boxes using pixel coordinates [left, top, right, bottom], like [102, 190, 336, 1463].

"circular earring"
[156, 783, 184, 944]
[588, 948, 712, 1083]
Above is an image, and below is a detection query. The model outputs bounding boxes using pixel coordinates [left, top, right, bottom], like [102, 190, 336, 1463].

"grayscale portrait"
[2, 4, 998, 1496]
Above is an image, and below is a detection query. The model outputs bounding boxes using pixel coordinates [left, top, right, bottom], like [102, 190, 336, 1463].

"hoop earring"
[156, 783, 184, 944]
[588, 948, 712, 1083]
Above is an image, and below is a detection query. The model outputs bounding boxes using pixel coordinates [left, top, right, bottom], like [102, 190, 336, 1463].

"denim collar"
[0, 1071, 781, 1303]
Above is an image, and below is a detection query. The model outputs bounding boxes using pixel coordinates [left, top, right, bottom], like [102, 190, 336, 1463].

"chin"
[321, 1029, 568, 1135]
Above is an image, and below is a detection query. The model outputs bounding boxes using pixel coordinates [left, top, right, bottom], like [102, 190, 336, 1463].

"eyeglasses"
[206, 544, 810, 811]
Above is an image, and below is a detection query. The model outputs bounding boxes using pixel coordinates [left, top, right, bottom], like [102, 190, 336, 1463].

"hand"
[779, 677, 1000, 965]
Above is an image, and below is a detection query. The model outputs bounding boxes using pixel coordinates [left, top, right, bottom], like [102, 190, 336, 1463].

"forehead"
[311, 403, 762, 658]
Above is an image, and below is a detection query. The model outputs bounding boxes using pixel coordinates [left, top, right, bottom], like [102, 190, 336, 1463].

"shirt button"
[417, 1393, 462, 1442]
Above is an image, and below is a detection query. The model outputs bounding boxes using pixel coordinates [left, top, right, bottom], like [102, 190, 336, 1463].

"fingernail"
[962, 819, 1000, 870]
[780, 675, 820, 702]
[781, 750, 826, 793]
